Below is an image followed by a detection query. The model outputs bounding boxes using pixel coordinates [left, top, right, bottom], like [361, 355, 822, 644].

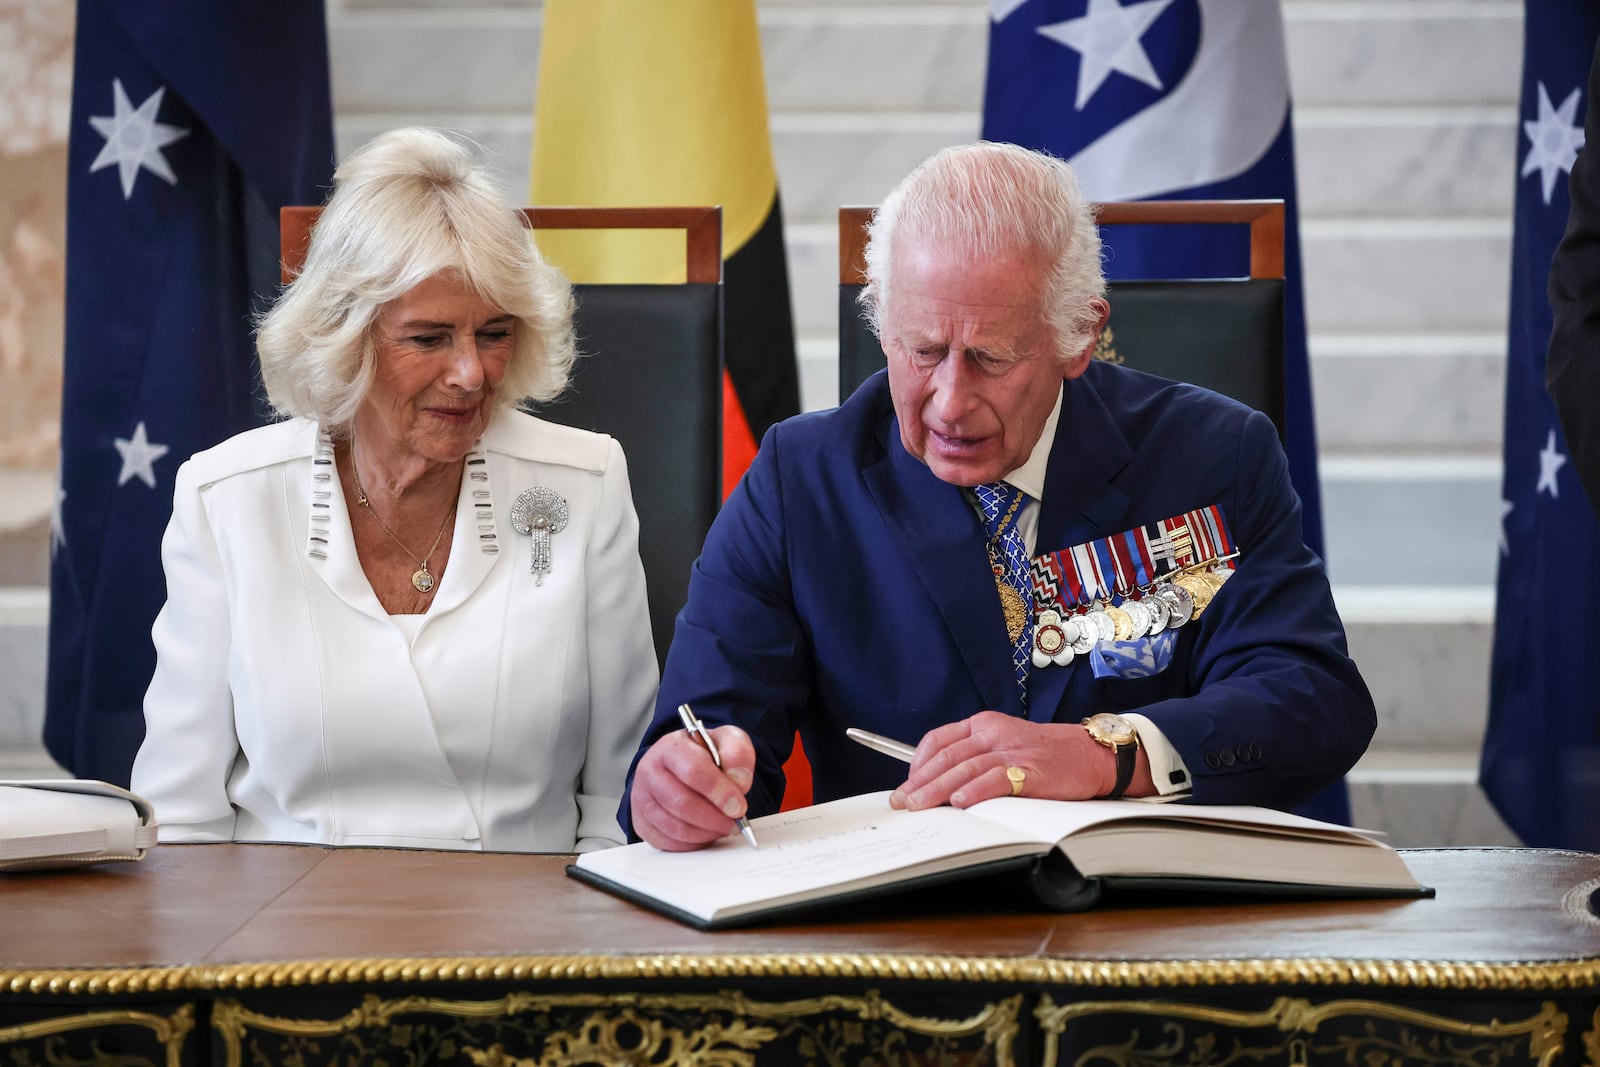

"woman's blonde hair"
[257, 127, 576, 430]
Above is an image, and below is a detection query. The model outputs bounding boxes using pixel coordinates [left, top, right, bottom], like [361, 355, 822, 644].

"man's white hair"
[860, 141, 1106, 360]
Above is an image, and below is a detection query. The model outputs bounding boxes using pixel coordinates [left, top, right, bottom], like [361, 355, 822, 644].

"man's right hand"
[629, 725, 757, 851]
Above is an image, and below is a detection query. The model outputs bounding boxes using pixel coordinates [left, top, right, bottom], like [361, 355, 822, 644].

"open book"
[569, 791, 1430, 929]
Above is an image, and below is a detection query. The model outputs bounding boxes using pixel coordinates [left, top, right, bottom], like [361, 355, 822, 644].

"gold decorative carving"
[10, 952, 1600, 998]
[1036, 994, 1568, 1067]
[212, 989, 1022, 1067]
[1583, 1005, 1600, 1067]
[1092, 325, 1122, 364]
[0, 1002, 196, 1067]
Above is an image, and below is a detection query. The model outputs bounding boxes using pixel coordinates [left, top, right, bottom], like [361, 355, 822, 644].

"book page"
[962, 797, 1414, 890]
[575, 792, 1050, 921]
[1058, 822, 1418, 889]
[966, 795, 1382, 846]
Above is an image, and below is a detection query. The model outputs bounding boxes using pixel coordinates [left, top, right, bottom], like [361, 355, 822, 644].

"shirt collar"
[999, 385, 1062, 502]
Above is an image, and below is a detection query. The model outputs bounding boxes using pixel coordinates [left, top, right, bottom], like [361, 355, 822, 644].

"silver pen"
[677, 703, 759, 849]
[846, 727, 917, 763]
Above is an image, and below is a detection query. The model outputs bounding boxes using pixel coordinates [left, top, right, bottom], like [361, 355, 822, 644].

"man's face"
[883, 239, 1093, 486]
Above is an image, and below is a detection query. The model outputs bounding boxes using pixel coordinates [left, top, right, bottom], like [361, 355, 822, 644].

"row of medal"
[1025, 505, 1239, 669]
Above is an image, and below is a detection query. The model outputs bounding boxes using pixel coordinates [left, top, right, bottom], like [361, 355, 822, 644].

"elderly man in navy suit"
[622, 142, 1374, 851]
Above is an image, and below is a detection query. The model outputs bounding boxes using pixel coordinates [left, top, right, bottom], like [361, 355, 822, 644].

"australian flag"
[1481, 2, 1600, 851]
[45, 1, 334, 784]
[984, 0, 1345, 822]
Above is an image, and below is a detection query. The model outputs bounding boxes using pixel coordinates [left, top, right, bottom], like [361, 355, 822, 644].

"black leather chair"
[837, 201, 1287, 436]
[281, 205, 723, 667]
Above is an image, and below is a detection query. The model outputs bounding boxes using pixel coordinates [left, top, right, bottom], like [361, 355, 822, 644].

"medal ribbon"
[1028, 503, 1241, 613]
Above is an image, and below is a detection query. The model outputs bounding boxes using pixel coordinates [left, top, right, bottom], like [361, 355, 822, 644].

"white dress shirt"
[130, 411, 658, 850]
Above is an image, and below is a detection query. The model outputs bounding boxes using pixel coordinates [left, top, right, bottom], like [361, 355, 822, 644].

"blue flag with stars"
[983, 0, 1321, 561]
[1481, 2, 1600, 851]
[45, 0, 334, 784]
[983, 0, 1345, 823]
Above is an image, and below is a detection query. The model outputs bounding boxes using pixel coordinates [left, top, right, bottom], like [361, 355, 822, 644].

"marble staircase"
[0, 0, 1523, 844]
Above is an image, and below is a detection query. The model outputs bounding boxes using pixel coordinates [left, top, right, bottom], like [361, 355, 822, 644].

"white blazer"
[130, 411, 658, 852]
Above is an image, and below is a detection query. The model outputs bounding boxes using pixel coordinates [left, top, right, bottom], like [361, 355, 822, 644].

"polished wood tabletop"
[3, 845, 1598, 987]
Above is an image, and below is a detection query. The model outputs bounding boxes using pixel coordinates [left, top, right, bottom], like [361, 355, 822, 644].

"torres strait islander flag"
[984, 0, 1347, 823]
[531, 0, 801, 499]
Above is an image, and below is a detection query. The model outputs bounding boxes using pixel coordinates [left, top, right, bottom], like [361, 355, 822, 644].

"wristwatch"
[1082, 712, 1139, 799]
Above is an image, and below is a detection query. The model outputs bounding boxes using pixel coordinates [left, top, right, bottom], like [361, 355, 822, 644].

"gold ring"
[1006, 766, 1026, 796]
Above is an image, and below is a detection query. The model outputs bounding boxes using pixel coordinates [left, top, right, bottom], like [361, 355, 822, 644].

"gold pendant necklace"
[349, 443, 456, 594]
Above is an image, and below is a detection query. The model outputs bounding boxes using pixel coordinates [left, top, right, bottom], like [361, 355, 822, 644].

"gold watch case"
[1081, 712, 1138, 750]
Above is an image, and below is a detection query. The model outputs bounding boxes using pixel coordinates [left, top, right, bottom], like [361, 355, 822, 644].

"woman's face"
[358, 271, 515, 465]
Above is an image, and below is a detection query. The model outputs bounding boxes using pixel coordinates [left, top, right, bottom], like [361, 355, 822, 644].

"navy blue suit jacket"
[620, 362, 1373, 836]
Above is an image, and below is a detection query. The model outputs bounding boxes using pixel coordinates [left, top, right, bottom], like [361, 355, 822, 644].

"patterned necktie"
[974, 481, 1032, 707]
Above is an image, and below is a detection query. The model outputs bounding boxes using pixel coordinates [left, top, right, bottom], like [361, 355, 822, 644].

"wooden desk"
[2, 845, 1598, 1066]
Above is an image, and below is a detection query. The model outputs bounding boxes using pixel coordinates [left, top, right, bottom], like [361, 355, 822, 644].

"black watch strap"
[1108, 742, 1135, 799]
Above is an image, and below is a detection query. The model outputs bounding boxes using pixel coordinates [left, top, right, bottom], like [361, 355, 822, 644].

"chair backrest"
[837, 201, 1287, 435]
[280, 205, 724, 667]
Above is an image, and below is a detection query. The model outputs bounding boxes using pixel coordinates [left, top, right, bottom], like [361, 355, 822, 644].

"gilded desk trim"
[212, 989, 1025, 1067]
[6, 953, 1600, 998]
[0, 1003, 196, 1067]
[1036, 994, 1575, 1067]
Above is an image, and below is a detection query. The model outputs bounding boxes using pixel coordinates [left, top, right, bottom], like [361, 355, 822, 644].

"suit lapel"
[1028, 374, 1137, 721]
[864, 414, 1026, 716]
[303, 427, 500, 625]
[302, 426, 389, 623]
[1036, 374, 1137, 551]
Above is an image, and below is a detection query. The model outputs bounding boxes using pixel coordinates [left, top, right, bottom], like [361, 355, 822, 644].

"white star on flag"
[1037, 0, 1177, 110]
[114, 421, 170, 489]
[88, 79, 190, 200]
[1522, 82, 1586, 206]
[1536, 428, 1568, 498]
[1499, 498, 1512, 556]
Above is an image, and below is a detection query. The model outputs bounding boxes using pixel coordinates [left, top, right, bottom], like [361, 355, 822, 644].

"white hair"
[257, 127, 576, 430]
[860, 141, 1106, 359]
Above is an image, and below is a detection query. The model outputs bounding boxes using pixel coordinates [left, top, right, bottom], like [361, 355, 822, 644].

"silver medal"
[511, 487, 570, 586]
[1157, 581, 1195, 628]
[1121, 597, 1152, 640]
[1067, 610, 1098, 654]
[1142, 592, 1171, 634]
[1083, 605, 1117, 646]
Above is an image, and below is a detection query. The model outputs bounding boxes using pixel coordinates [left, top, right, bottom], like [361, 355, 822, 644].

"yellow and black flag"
[532, 0, 800, 497]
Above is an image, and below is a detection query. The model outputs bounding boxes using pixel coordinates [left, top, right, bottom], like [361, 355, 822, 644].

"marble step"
[1348, 752, 1517, 848]
[0, 588, 47, 752]
[327, 3, 1520, 115]
[1310, 335, 1504, 455]
[1325, 458, 1502, 587]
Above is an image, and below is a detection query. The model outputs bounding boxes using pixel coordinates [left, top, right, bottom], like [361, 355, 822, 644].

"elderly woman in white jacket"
[130, 128, 657, 851]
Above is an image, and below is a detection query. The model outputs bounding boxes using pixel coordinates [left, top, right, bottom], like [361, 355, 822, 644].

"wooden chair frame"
[838, 200, 1286, 284]
[280, 205, 723, 284]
